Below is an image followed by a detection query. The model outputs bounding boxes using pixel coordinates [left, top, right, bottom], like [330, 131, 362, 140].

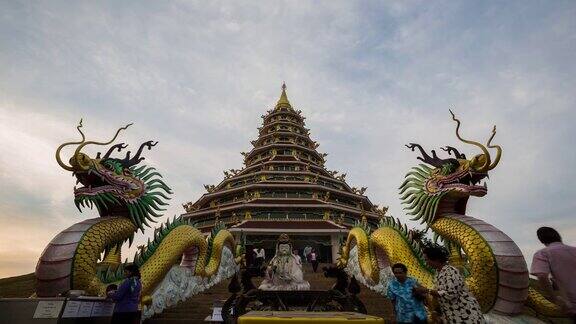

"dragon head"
[399, 111, 502, 224]
[56, 120, 172, 231]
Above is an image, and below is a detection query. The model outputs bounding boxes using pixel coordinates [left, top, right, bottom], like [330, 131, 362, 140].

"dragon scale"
[339, 112, 567, 318]
[36, 121, 241, 304]
[37, 217, 236, 298]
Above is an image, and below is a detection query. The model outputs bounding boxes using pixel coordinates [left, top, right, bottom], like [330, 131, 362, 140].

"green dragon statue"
[36, 120, 242, 303]
[339, 111, 568, 319]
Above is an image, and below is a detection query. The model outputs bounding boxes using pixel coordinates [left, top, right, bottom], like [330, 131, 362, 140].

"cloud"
[1, 1, 575, 278]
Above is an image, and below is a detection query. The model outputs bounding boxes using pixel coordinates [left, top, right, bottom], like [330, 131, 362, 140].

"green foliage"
[0, 273, 36, 298]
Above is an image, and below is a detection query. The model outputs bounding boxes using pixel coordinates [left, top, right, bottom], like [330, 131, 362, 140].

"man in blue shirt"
[386, 263, 427, 324]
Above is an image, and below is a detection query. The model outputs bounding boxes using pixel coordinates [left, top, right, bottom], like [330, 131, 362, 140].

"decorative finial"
[276, 82, 291, 108]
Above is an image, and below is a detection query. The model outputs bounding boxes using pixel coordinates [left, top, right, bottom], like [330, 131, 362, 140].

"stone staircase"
[144, 263, 393, 323]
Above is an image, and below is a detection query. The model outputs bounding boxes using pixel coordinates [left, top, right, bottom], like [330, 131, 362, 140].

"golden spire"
[275, 82, 291, 109]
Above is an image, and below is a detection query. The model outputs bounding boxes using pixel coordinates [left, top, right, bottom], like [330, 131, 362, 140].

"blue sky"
[1, 1, 575, 277]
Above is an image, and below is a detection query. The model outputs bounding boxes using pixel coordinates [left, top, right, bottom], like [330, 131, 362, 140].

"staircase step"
[144, 263, 393, 323]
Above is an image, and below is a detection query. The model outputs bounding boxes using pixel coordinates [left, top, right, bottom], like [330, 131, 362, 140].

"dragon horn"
[73, 123, 133, 159]
[55, 119, 85, 171]
[486, 125, 502, 170]
[449, 109, 491, 172]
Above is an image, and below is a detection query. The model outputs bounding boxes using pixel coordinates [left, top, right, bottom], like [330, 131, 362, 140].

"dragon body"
[339, 112, 566, 318]
[36, 121, 240, 303]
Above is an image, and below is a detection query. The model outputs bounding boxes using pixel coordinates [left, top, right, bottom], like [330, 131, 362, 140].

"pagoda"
[182, 84, 387, 263]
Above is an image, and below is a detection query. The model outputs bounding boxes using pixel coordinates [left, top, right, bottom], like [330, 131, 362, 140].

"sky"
[0, 1, 575, 278]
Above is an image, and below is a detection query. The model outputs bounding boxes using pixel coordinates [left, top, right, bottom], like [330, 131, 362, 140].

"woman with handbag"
[414, 246, 485, 324]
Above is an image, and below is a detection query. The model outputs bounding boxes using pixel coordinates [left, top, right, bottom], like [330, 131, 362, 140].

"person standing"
[251, 248, 257, 267]
[310, 249, 319, 272]
[531, 227, 576, 321]
[108, 264, 142, 324]
[387, 263, 427, 324]
[254, 247, 265, 268]
[304, 246, 312, 264]
[293, 249, 302, 266]
[414, 246, 485, 323]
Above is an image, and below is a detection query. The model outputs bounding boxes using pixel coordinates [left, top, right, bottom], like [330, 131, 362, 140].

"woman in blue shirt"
[108, 264, 142, 324]
[387, 263, 427, 324]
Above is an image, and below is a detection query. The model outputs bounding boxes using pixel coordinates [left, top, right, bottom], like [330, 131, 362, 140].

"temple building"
[182, 84, 388, 263]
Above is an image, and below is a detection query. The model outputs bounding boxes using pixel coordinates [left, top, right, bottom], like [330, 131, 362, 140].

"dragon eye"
[102, 160, 123, 174]
[440, 163, 457, 175]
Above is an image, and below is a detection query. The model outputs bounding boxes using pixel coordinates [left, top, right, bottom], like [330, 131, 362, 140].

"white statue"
[259, 234, 310, 291]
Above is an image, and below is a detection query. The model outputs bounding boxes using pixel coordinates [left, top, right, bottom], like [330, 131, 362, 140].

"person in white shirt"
[303, 246, 312, 264]
[253, 247, 265, 268]
[293, 249, 302, 265]
[310, 249, 319, 272]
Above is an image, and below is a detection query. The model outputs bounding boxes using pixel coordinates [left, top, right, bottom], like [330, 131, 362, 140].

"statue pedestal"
[222, 265, 370, 322]
[258, 275, 310, 291]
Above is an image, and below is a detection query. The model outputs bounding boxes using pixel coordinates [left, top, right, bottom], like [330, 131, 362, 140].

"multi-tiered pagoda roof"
[182, 84, 387, 231]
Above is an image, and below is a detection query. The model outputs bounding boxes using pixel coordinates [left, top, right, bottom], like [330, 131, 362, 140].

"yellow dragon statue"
[339, 111, 566, 319]
[35, 120, 243, 310]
